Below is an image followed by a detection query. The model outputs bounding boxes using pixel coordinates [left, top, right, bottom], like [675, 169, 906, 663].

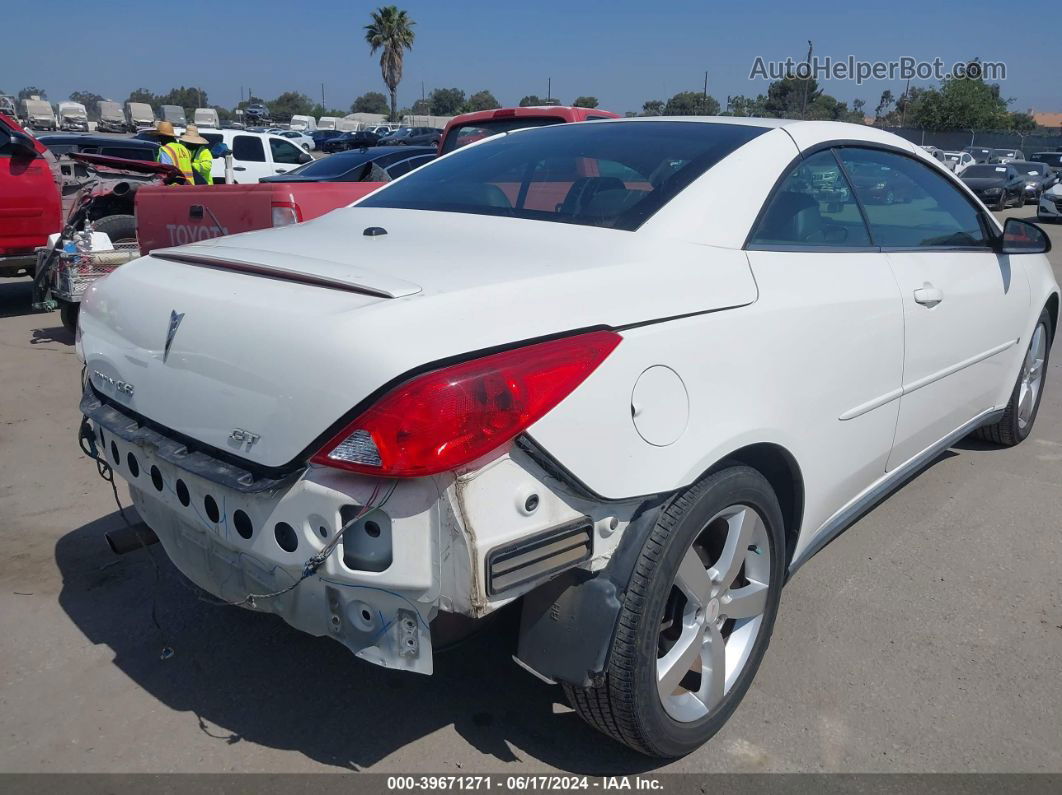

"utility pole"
[321, 83, 325, 105]
[703, 71, 709, 114]
[899, 78, 911, 128]
[547, 77, 551, 103]
[800, 40, 813, 120]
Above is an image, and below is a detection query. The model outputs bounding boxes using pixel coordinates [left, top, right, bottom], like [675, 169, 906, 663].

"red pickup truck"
[0, 113, 62, 277]
[135, 105, 618, 255]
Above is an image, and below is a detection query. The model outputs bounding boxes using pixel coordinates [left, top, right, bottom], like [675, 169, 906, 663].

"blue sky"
[4, 1, 1057, 114]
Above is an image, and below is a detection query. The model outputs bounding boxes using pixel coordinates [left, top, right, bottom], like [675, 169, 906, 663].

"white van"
[193, 107, 220, 128]
[317, 116, 339, 130]
[289, 114, 317, 131]
[126, 102, 155, 128]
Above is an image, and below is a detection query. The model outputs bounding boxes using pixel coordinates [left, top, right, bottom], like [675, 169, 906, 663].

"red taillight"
[311, 330, 621, 477]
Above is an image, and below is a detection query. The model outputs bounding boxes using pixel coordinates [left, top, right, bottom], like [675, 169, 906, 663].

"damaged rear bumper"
[82, 387, 443, 675]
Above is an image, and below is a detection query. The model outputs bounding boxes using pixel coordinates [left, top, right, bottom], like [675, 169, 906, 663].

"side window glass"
[838, 147, 989, 248]
[270, 138, 303, 165]
[749, 149, 870, 248]
[233, 135, 265, 162]
[385, 159, 413, 179]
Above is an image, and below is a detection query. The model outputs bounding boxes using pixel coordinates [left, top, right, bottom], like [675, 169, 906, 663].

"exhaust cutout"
[105, 523, 160, 555]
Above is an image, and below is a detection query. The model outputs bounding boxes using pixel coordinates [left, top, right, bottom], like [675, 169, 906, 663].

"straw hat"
[180, 124, 209, 145]
[145, 120, 177, 138]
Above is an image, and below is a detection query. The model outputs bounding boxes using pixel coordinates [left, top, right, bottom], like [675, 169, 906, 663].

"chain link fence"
[880, 127, 1062, 154]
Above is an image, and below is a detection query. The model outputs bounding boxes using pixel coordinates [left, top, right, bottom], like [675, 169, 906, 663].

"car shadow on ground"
[31, 326, 74, 346]
[55, 510, 664, 773]
[0, 280, 37, 319]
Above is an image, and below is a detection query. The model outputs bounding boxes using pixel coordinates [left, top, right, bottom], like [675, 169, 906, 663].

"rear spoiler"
[149, 249, 420, 299]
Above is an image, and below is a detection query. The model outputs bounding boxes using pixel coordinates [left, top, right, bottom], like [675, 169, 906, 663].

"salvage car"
[960, 163, 1026, 210]
[320, 130, 382, 153]
[1009, 161, 1056, 204]
[258, 146, 435, 183]
[1030, 151, 1062, 170]
[80, 119, 1058, 757]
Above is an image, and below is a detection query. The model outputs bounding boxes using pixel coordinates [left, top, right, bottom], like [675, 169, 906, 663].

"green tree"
[909, 65, 1009, 132]
[572, 96, 599, 108]
[763, 73, 820, 118]
[464, 90, 500, 112]
[18, 86, 47, 100]
[429, 87, 465, 116]
[641, 99, 665, 116]
[1009, 111, 1037, 148]
[665, 91, 720, 116]
[127, 87, 156, 105]
[352, 91, 389, 115]
[364, 5, 416, 122]
[519, 95, 544, 107]
[268, 91, 315, 121]
[874, 90, 895, 124]
[726, 94, 767, 117]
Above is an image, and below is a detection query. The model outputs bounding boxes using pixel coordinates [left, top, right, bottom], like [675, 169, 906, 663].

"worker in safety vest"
[146, 120, 194, 185]
[181, 125, 214, 185]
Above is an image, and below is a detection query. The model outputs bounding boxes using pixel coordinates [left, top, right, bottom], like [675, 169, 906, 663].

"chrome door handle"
[913, 283, 944, 307]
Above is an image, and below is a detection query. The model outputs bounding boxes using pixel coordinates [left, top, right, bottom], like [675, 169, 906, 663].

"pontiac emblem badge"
[164, 310, 184, 362]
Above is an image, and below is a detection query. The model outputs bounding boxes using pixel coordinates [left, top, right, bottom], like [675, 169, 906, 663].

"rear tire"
[59, 300, 79, 333]
[564, 466, 785, 758]
[975, 309, 1052, 446]
[91, 214, 137, 245]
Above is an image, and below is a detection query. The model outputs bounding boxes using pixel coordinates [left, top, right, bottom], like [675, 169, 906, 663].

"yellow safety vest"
[191, 146, 214, 185]
[158, 141, 195, 185]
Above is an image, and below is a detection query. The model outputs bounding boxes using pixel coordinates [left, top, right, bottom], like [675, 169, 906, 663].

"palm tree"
[364, 6, 415, 122]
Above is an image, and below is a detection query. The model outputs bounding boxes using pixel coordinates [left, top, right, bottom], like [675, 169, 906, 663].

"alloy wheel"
[1017, 322, 1048, 431]
[656, 504, 772, 723]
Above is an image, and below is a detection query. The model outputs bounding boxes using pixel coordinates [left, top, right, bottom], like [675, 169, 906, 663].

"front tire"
[975, 309, 1052, 446]
[564, 466, 785, 757]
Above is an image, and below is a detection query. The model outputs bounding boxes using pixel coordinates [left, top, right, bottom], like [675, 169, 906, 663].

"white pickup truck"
[196, 129, 313, 183]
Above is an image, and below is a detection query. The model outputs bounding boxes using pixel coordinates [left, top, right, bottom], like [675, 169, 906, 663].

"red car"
[0, 113, 62, 278]
[439, 105, 620, 154]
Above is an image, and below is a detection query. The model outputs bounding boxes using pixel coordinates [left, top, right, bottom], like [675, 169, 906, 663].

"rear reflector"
[486, 517, 593, 595]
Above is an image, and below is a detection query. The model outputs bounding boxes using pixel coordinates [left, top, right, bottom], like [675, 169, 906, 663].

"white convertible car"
[78, 118, 1058, 757]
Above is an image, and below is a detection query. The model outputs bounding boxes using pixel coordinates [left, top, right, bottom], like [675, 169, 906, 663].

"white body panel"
[79, 117, 1060, 674]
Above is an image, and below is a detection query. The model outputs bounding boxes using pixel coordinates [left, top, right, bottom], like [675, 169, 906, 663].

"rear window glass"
[100, 146, 155, 161]
[362, 121, 766, 231]
[441, 117, 566, 154]
[287, 152, 376, 178]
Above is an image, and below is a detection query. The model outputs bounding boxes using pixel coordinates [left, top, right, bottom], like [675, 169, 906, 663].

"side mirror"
[7, 129, 38, 153]
[1000, 217, 1051, 255]
[298, 152, 312, 164]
